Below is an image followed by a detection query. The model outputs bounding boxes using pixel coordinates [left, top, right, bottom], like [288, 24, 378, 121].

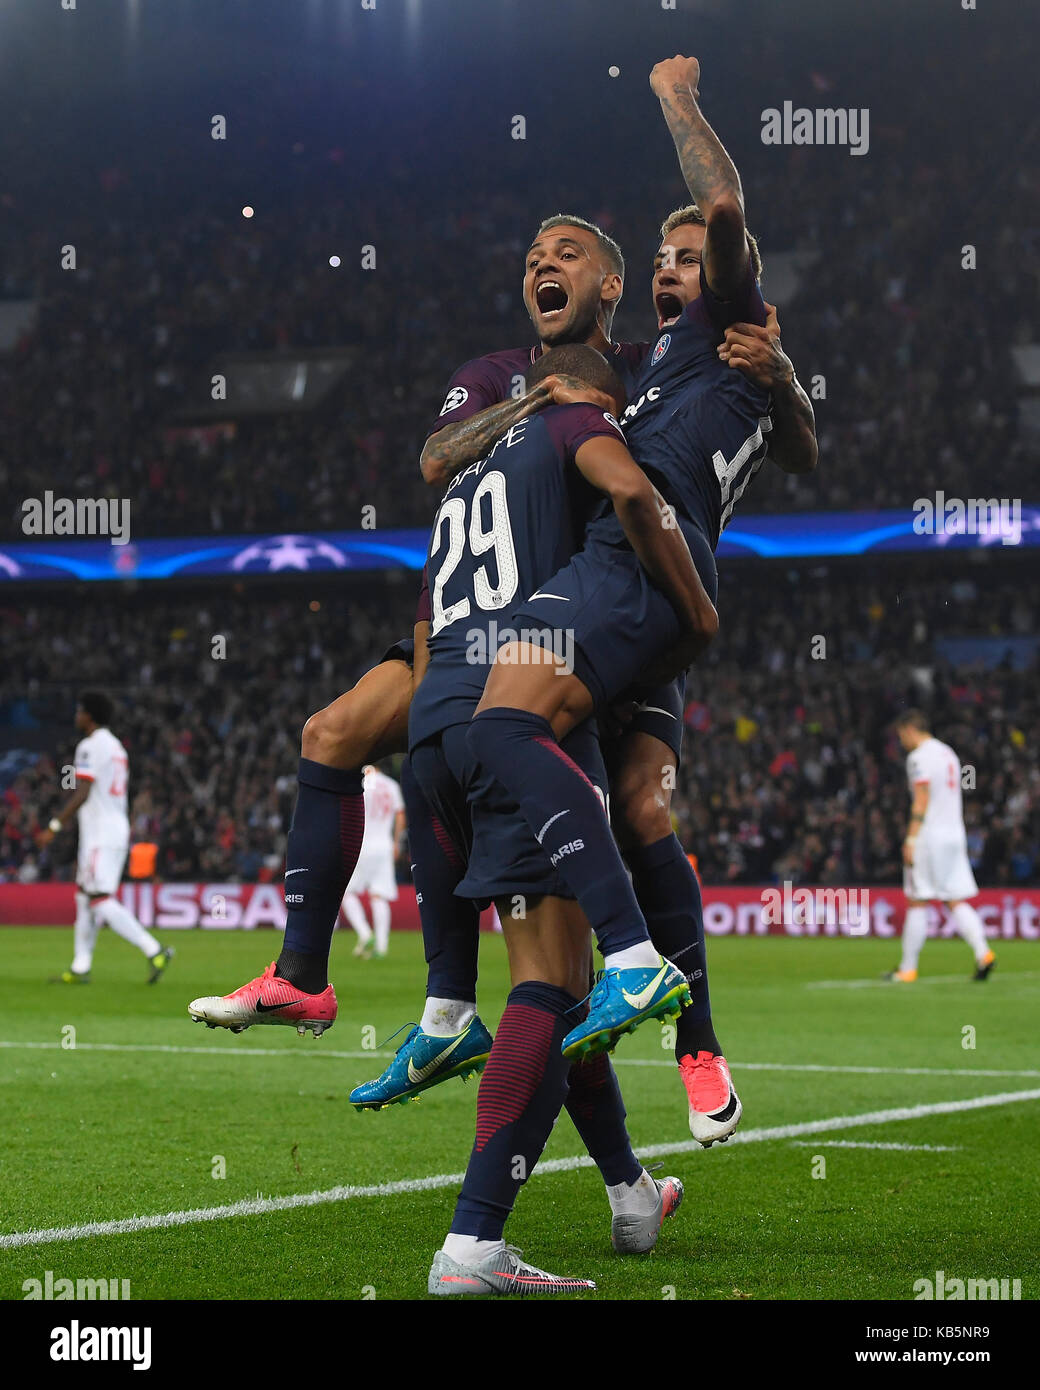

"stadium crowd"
[2, 31, 1035, 539]
[2, 562, 1037, 889]
[2, 22, 1036, 893]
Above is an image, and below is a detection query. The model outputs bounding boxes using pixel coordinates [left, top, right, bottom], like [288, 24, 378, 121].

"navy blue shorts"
[410, 719, 608, 903]
[379, 635, 415, 667]
[608, 674, 687, 766]
[507, 519, 717, 715]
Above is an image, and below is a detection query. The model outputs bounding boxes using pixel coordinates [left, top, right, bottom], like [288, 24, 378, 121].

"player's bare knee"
[300, 707, 328, 760]
[302, 704, 356, 764]
[614, 774, 673, 849]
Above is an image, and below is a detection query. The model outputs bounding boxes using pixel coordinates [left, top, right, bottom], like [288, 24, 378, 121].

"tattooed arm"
[421, 387, 554, 488]
[766, 374, 818, 475]
[649, 55, 749, 299]
[421, 375, 614, 488]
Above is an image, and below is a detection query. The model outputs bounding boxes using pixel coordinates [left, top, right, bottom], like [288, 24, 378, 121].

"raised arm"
[650, 54, 749, 299]
[573, 432, 718, 661]
[719, 304, 818, 474]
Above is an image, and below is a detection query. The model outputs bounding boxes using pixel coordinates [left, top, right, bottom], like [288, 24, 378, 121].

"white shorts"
[345, 849, 398, 902]
[77, 841, 129, 897]
[904, 837, 978, 903]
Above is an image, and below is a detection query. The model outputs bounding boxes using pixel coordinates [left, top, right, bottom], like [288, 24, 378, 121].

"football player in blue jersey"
[391, 63, 815, 1137]
[195, 63, 815, 1152]
[357, 345, 707, 1116]
[373, 344, 689, 1294]
[461, 55, 817, 1092]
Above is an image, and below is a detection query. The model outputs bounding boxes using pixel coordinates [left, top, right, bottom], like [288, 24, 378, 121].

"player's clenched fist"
[650, 55, 701, 99]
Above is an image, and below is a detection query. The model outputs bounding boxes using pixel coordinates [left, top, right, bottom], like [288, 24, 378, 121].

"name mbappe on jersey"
[614, 262, 772, 549]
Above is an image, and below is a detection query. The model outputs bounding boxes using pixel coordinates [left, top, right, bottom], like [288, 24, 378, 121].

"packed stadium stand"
[3, 555, 1037, 888]
[1, 9, 1036, 892]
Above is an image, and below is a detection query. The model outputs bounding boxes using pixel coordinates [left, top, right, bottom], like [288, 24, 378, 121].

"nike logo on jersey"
[536, 809, 570, 844]
[620, 961, 670, 1012]
[527, 591, 570, 602]
[284, 868, 307, 878]
[407, 1031, 469, 1084]
[255, 996, 304, 1013]
[634, 703, 677, 720]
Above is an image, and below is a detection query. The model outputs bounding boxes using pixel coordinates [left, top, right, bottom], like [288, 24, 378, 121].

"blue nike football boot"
[561, 957, 690, 1060]
[350, 1017, 494, 1110]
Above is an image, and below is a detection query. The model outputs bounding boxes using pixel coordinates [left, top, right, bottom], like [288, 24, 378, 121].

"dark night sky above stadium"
[4, 0, 1023, 216]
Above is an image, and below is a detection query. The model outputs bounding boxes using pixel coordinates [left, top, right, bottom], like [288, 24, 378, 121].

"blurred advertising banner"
[3, 883, 1039, 939]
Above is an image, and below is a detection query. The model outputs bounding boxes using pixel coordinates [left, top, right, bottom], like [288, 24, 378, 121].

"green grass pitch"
[1, 926, 1037, 1301]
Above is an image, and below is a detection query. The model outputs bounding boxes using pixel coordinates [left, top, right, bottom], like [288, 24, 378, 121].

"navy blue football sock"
[467, 708, 650, 957]
[274, 948, 328, 996]
[627, 834, 721, 1058]
[450, 981, 578, 1240]
[399, 756, 479, 1003]
[276, 758, 364, 990]
[565, 1051, 642, 1188]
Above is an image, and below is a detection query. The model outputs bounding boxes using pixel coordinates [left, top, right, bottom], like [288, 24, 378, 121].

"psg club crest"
[652, 333, 671, 364]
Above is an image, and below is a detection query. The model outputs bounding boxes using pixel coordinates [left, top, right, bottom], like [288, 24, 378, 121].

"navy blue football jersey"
[602, 263, 772, 550]
[409, 404, 625, 747]
[427, 340, 648, 439]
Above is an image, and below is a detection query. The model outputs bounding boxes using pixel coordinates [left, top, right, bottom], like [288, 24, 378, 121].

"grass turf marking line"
[0, 1040, 395, 1061]
[2, 1041, 1039, 1081]
[2, 1087, 1037, 1251]
[806, 972, 1040, 990]
[787, 1140, 961, 1152]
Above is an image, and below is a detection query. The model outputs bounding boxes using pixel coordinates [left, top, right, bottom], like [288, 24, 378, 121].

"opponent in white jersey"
[341, 764, 406, 958]
[887, 710, 995, 983]
[39, 692, 173, 984]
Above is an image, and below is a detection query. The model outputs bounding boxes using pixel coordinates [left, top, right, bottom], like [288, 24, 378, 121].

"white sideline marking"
[1, 1041, 1038, 1081]
[617, 1060, 1040, 1079]
[2, 1087, 1037, 1251]
[788, 1141, 961, 1152]
[806, 971, 1040, 990]
[0, 1040, 395, 1061]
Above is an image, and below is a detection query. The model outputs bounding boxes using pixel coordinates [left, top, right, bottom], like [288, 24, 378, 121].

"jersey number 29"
[430, 471, 519, 634]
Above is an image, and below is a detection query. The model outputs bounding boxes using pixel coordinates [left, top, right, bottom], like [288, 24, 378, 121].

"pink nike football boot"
[188, 962, 337, 1036]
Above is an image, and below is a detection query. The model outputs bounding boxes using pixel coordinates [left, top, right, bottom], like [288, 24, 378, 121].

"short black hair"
[533, 215, 624, 279]
[78, 690, 114, 727]
[527, 344, 626, 409]
[660, 204, 763, 280]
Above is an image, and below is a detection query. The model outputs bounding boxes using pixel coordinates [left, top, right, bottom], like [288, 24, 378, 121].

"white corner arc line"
[2, 1088, 1037, 1251]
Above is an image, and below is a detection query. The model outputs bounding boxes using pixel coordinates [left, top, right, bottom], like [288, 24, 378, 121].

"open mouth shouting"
[655, 291, 684, 327]
[535, 279, 570, 320]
